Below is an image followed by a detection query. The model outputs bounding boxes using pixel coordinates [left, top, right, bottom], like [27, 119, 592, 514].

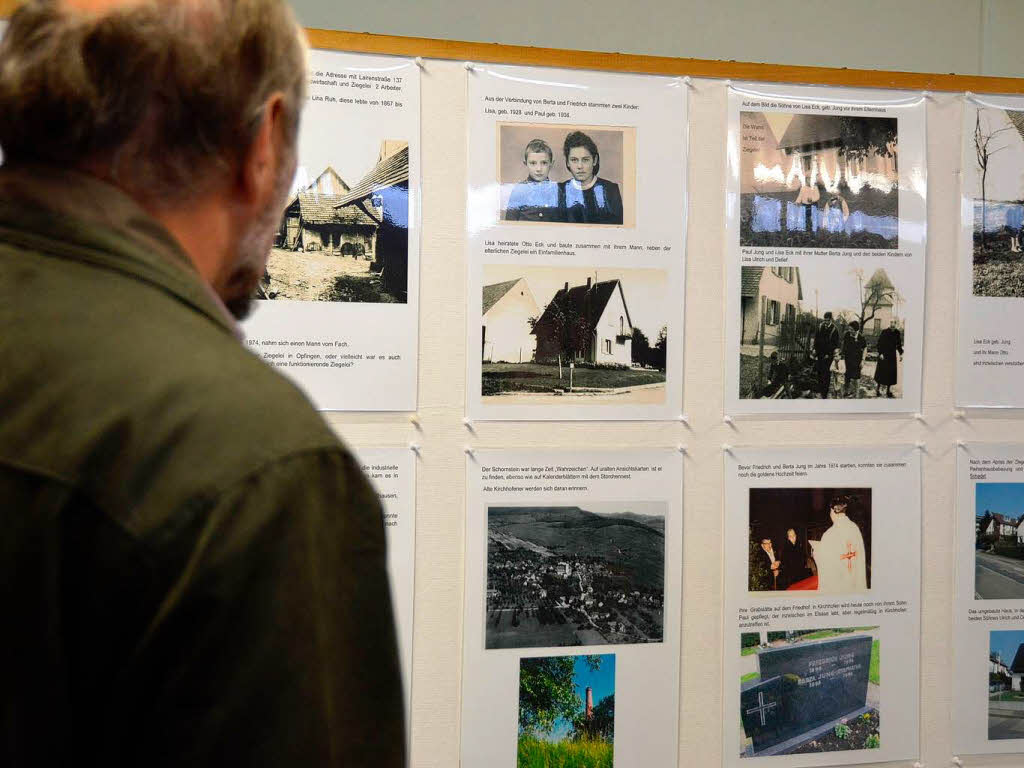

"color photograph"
[482, 264, 669, 406]
[739, 264, 905, 400]
[739, 627, 880, 757]
[259, 138, 410, 303]
[486, 503, 665, 649]
[975, 483, 1024, 599]
[748, 488, 871, 594]
[498, 123, 636, 228]
[969, 106, 1024, 297]
[988, 630, 1024, 740]
[518, 653, 615, 768]
[739, 112, 899, 249]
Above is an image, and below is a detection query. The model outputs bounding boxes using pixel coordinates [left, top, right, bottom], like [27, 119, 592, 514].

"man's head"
[760, 537, 773, 551]
[823, 311, 833, 325]
[890, 318, 897, 328]
[0, 0, 308, 318]
[829, 496, 849, 521]
[849, 320, 860, 333]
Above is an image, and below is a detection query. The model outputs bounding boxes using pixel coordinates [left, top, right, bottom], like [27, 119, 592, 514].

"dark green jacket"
[0, 168, 405, 766]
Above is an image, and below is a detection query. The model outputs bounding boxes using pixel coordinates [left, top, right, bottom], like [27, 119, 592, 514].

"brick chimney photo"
[586, 277, 592, 290]
[585, 686, 594, 720]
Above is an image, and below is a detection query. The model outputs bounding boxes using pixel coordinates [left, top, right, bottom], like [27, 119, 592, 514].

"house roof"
[483, 279, 523, 314]
[288, 192, 378, 227]
[1011, 644, 1024, 674]
[1007, 109, 1024, 143]
[534, 279, 632, 334]
[778, 115, 843, 153]
[740, 267, 803, 301]
[992, 513, 1018, 527]
[335, 145, 410, 208]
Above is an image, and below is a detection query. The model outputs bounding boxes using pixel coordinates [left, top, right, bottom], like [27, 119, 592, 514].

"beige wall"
[291, 0, 1023, 77]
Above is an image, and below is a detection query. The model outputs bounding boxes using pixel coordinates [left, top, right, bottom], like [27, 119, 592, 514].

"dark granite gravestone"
[740, 634, 873, 755]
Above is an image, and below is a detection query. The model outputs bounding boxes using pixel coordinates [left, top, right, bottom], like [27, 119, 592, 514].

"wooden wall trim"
[0, 3, 1020, 96]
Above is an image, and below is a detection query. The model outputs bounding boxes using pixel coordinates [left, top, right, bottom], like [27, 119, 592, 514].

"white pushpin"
[408, 442, 421, 455]
[464, 61, 474, 71]
[464, 446, 474, 456]
[677, 444, 688, 455]
[679, 413, 690, 426]
[951, 756, 964, 767]
[953, 409, 966, 420]
[723, 414, 735, 426]
[414, 56, 425, 69]
[723, 443, 733, 453]
[913, 412, 925, 422]
[409, 413, 422, 430]
[915, 440, 925, 451]
[682, 76, 693, 88]
[921, 90, 933, 101]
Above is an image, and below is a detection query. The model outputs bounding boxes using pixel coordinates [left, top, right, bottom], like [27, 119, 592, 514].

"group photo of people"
[739, 264, 906, 400]
[498, 123, 635, 227]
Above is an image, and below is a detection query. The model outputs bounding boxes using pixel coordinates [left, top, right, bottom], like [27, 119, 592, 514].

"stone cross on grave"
[745, 690, 777, 727]
[840, 542, 858, 572]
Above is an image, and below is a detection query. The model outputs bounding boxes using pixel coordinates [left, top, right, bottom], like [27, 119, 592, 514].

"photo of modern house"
[482, 277, 540, 364]
[534, 278, 633, 366]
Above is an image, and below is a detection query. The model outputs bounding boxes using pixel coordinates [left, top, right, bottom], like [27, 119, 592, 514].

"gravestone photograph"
[739, 628, 880, 757]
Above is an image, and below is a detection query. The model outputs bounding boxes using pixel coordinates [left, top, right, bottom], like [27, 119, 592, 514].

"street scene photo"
[739, 264, 906, 400]
[518, 654, 615, 768]
[739, 112, 898, 249]
[486, 503, 665, 649]
[969, 106, 1024, 297]
[988, 630, 1024, 740]
[482, 264, 669, 405]
[739, 627, 880, 757]
[748, 488, 871, 594]
[975, 483, 1024, 599]
[259, 139, 410, 303]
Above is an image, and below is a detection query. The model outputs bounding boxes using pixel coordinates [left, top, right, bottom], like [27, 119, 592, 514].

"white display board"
[464, 64, 686, 420]
[956, 94, 1024, 408]
[461, 449, 682, 766]
[723, 445, 921, 766]
[349, 445, 416, 723]
[953, 443, 1024, 755]
[243, 49, 420, 411]
[724, 83, 926, 415]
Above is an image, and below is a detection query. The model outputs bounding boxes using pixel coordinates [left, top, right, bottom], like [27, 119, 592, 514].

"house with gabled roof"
[1010, 644, 1024, 691]
[482, 278, 539, 363]
[278, 165, 377, 256]
[740, 266, 802, 346]
[335, 142, 410, 300]
[533, 277, 633, 367]
[863, 268, 901, 337]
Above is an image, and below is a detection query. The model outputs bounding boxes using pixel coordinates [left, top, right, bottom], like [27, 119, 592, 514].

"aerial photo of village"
[486, 503, 665, 650]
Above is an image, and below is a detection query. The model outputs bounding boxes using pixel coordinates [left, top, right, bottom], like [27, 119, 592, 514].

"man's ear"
[239, 93, 288, 206]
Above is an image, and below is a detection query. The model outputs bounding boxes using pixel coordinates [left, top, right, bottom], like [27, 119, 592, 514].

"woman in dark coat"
[559, 131, 624, 225]
[875, 319, 903, 397]
[841, 320, 867, 398]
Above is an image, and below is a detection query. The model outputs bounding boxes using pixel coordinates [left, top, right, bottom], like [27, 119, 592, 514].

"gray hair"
[0, 0, 308, 202]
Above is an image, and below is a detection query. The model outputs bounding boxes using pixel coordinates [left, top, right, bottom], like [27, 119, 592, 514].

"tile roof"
[778, 115, 843, 152]
[483, 279, 522, 314]
[335, 145, 410, 208]
[291, 192, 377, 227]
[535, 279, 631, 334]
[1007, 109, 1024, 143]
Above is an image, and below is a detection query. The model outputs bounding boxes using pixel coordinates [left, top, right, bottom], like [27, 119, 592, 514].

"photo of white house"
[482, 278, 539, 364]
[480, 264, 669, 405]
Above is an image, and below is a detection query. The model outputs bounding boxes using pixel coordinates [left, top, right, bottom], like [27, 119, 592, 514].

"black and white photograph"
[739, 264, 906, 400]
[740, 112, 899, 249]
[969, 106, 1024, 297]
[482, 264, 669, 405]
[486, 503, 665, 650]
[498, 123, 635, 228]
[258, 138, 410, 303]
[748, 488, 871, 594]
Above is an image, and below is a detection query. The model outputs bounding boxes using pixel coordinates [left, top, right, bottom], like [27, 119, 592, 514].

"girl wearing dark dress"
[875, 319, 903, 398]
[559, 130, 624, 225]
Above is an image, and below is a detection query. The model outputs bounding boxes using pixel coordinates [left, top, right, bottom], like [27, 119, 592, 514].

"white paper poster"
[465, 64, 686, 421]
[952, 443, 1024, 754]
[725, 84, 926, 415]
[242, 49, 420, 411]
[461, 450, 682, 766]
[723, 445, 920, 767]
[955, 95, 1024, 408]
[349, 445, 416, 720]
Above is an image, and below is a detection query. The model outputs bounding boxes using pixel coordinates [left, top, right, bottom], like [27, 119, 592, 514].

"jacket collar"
[0, 166, 240, 338]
